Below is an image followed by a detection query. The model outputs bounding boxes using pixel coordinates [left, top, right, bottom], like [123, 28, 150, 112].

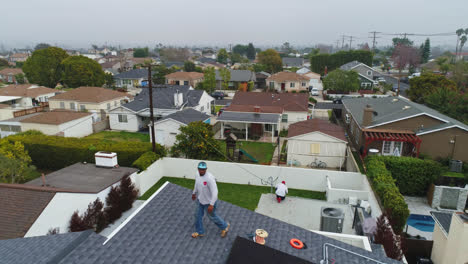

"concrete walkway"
[270, 137, 285, 165]
[100, 200, 145, 238]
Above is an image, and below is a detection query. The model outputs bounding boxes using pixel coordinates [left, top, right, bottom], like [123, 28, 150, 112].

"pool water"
[406, 214, 435, 232]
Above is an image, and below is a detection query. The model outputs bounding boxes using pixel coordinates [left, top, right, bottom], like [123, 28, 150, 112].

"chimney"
[178, 92, 183, 106]
[254, 106, 260, 113]
[174, 90, 180, 107]
[41, 173, 46, 186]
[362, 105, 373, 127]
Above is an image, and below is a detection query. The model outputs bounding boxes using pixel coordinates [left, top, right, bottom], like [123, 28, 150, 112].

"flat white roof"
[0, 96, 21, 103]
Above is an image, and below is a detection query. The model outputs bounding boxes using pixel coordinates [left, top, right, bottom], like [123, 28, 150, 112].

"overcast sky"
[1, 0, 466, 49]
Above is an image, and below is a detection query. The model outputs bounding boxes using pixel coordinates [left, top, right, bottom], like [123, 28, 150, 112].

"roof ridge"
[47, 230, 95, 263]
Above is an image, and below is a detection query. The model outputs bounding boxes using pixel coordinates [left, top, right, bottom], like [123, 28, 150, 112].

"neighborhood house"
[266, 72, 311, 92]
[165, 72, 204, 87]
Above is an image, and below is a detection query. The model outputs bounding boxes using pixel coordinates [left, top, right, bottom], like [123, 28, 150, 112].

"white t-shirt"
[193, 171, 218, 205]
[275, 183, 288, 197]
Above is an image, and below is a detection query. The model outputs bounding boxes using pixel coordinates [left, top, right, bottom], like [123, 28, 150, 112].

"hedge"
[366, 157, 409, 234]
[7, 133, 166, 170]
[132, 151, 160, 171]
[373, 156, 442, 196]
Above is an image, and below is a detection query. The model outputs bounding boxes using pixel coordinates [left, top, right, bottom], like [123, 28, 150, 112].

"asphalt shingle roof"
[282, 57, 304, 67]
[121, 85, 204, 112]
[431, 211, 453, 234]
[339, 61, 362, 71]
[157, 108, 210, 125]
[0, 183, 399, 263]
[59, 183, 399, 263]
[342, 96, 468, 133]
[288, 119, 347, 141]
[215, 70, 256, 82]
[114, 69, 148, 79]
[218, 111, 281, 124]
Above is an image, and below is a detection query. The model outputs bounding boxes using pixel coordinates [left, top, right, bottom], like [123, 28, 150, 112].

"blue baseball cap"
[198, 162, 207, 170]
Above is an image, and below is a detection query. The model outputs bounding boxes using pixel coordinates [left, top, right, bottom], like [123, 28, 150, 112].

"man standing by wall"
[191, 161, 230, 238]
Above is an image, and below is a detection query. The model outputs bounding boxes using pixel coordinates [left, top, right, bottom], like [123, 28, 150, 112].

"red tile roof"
[226, 92, 308, 113]
[49, 86, 129, 103]
[266, 72, 311, 82]
[288, 119, 347, 141]
[0, 184, 56, 239]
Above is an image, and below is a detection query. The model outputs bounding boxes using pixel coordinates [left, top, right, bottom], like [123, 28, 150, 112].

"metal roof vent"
[392, 98, 399, 102]
[402, 105, 411, 110]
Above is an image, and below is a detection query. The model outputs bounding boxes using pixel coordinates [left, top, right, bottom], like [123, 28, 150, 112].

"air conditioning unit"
[95, 151, 118, 168]
[320, 207, 344, 233]
[345, 114, 350, 124]
[450, 160, 463, 173]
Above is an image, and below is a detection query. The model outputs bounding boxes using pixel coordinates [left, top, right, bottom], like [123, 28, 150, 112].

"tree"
[392, 37, 414, 47]
[0, 58, 9, 68]
[322, 69, 360, 93]
[202, 67, 216, 92]
[23, 47, 69, 87]
[232, 44, 248, 56]
[455, 28, 466, 59]
[171, 121, 224, 161]
[133, 47, 149, 58]
[69, 211, 87, 232]
[246, 43, 256, 60]
[407, 73, 458, 103]
[152, 64, 177, 84]
[281, 42, 293, 53]
[184, 61, 196, 72]
[34, 43, 51, 51]
[119, 174, 138, 212]
[392, 45, 421, 73]
[451, 60, 468, 90]
[82, 198, 107, 232]
[105, 185, 123, 224]
[420, 38, 431, 63]
[374, 212, 404, 261]
[252, 63, 266, 72]
[309, 50, 373, 75]
[257, 49, 282, 73]
[61, 55, 106, 88]
[217, 48, 229, 64]
[219, 68, 231, 90]
[14, 73, 25, 84]
[104, 73, 114, 88]
[424, 88, 468, 124]
[0, 140, 34, 184]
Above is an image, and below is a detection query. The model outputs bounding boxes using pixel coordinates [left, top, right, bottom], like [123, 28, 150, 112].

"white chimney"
[178, 92, 183, 106]
[174, 90, 180, 107]
[95, 151, 118, 168]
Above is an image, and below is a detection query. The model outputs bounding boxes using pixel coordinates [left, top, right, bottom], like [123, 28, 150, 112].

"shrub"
[105, 185, 123, 224]
[132, 151, 159, 171]
[7, 134, 166, 170]
[374, 156, 442, 196]
[366, 157, 409, 233]
[374, 212, 404, 261]
[69, 211, 88, 232]
[119, 174, 139, 212]
[309, 97, 317, 103]
[68, 198, 107, 233]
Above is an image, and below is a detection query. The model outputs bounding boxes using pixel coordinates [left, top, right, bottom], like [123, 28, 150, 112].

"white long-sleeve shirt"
[275, 183, 288, 197]
[193, 171, 218, 205]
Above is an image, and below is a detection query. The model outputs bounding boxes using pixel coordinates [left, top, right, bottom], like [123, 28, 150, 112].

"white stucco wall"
[0, 108, 15, 121]
[287, 132, 347, 169]
[281, 111, 308, 130]
[21, 123, 61, 135]
[192, 92, 214, 115]
[49, 98, 126, 113]
[109, 107, 142, 132]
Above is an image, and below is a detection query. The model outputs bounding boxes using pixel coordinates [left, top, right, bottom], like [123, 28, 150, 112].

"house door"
[281, 83, 285, 91]
[155, 129, 166, 145]
[382, 141, 403, 156]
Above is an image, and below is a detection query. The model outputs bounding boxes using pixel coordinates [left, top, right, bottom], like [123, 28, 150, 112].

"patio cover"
[363, 129, 422, 157]
[217, 111, 280, 124]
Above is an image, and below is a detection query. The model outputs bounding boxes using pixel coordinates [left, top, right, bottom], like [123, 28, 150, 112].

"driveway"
[213, 99, 232, 106]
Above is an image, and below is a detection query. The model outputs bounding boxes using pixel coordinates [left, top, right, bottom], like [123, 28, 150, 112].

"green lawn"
[214, 105, 223, 113]
[443, 171, 465, 178]
[217, 140, 276, 164]
[85, 131, 150, 142]
[139, 177, 326, 211]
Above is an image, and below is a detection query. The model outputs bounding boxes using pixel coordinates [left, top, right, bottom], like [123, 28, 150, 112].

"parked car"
[377, 77, 386, 83]
[211, 91, 225, 100]
[310, 88, 319, 96]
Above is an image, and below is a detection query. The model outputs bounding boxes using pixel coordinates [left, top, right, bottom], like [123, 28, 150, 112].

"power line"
[369, 31, 381, 51]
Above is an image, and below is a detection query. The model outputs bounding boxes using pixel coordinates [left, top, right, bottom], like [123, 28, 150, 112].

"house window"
[44, 96, 48, 102]
[382, 141, 403, 156]
[118, 114, 128, 123]
[60, 102, 65, 109]
[281, 114, 288, 123]
[80, 105, 86, 111]
[290, 82, 295, 88]
[310, 143, 320, 154]
[367, 70, 372, 76]
[269, 82, 274, 89]
[184, 81, 189, 85]
[107, 103, 111, 110]
[70, 102, 75, 110]
[8, 76, 13, 82]
[302, 82, 306, 87]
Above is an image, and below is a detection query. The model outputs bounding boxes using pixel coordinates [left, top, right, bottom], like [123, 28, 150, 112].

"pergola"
[217, 111, 281, 142]
[363, 130, 422, 157]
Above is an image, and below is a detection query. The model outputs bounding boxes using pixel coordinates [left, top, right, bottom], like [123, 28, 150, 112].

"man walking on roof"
[191, 161, 230, 238]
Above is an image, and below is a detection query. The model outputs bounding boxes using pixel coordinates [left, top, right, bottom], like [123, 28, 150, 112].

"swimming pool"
[406, 214, 435, 232]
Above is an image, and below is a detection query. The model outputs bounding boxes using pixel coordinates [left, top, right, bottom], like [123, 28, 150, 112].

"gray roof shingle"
[0, 184, 399, 263]
[342, 96, 468, 133]
[215, 70, 256, 82]
[157, 108, 210, 125]
[340, 61, 362, 71]
[121, 86, 204, 112]
[431, 211, 453, 234]
[114, 69, 148, 79]
[59, 183, 399, 263]
[218, 111, 281, 124]
[282, 57, 304, 67]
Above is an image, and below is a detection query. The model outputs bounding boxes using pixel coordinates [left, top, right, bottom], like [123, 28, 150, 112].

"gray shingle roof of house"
[218, 111, 281, 124]
[340, 60, 362, 71]
[431, 211, 453, 234]
[342, 96, 468, 133]
[157, 108, 210, 125]
[121, 85, 205, 112]
[58, 183, 398, 263]
[215, 70, 256, 82]
[114, 69, 148, 79]
[0, 230, 104, 264]
[282, 57, 304, 67]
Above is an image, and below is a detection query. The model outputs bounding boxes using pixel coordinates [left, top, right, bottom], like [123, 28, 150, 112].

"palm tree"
[460, 35, 467, 56]
[455, 28, 465, 60]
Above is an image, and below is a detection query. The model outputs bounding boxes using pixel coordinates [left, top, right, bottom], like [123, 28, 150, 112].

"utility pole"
[335, 40, 340, 50]
[369, 31, 381, 51]
[348, 36, 354, 50]
[144, 64, 157, 153]
[341, 35, 346, 49]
